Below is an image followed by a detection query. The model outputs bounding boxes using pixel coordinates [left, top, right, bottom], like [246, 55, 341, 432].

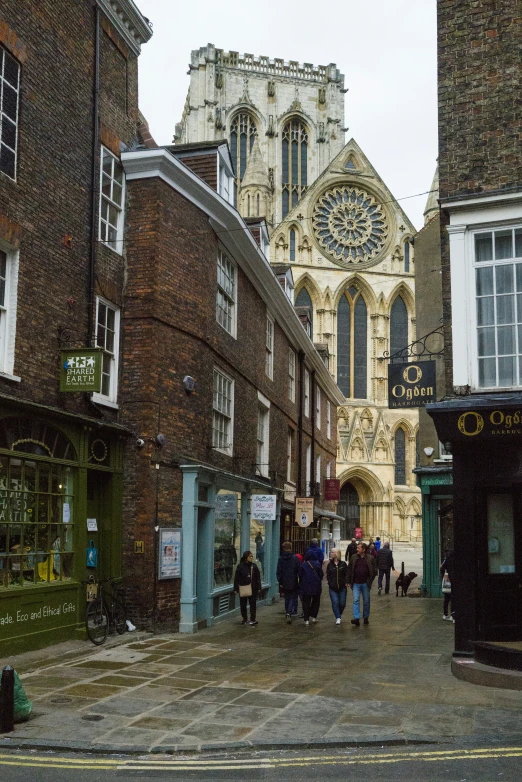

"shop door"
[479, 488, 522, 641]
[86, 471, 112, 579]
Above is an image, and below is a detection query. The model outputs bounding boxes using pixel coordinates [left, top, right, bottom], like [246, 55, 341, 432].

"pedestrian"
[347, 542, 377, 627]
[276, 541, 301, 624]
[368, 542, 378, 559]
[440, 548, 455, 622]
[326, 548, 348, 625]
[374, 536, 381, 552]
[299, 550, 323, 625]
[345, 538, 357, 561]
[377, 541, 395, 594]
[304, 537, 324, 565]
[233, 550, 261, 626]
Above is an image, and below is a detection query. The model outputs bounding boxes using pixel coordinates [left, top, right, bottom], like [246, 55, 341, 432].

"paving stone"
[180, 722, 254, 741]
[127, 685, 186, 701]
[60, 683, 125, 698]
[151, 701, 219, 719]
[93, 727, 167, 745]
[129, 716, 192, 730]
[70, 660, 133, 671]
[198, 704, 281, 725]
[156, 676, 215, 689]
[231, 691, 297, 709]
[178, 686, 248, 703]
[88, 696, 161, 717]
[89, 674, 151, 687]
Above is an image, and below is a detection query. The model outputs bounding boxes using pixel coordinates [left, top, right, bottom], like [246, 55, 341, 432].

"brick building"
[121, 142, 343, 632]
[0, 0, 152, 654]
[428, 1, 522, 659]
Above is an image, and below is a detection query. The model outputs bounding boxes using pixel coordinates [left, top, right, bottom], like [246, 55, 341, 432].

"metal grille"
[218, 594, 230, 614]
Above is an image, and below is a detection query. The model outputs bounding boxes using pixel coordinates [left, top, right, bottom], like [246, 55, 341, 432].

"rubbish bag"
[12, 670, 32, 722]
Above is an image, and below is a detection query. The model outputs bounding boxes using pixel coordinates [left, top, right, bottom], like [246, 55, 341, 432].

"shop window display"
[213, 491, 240, 588]
[250, 519, 265, 583]
[0, 455, 74, 588]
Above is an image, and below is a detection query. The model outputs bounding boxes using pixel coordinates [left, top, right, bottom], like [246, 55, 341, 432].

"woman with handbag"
[234, 550, 262, 625]
[440, 549, 455, 623]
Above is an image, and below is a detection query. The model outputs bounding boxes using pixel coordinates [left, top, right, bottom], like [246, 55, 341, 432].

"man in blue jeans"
[346, 542, 377, 627]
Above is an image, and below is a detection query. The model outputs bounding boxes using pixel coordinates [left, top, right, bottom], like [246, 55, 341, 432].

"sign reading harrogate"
[388, 361, 436, 408]
[60, 348, 102, 392]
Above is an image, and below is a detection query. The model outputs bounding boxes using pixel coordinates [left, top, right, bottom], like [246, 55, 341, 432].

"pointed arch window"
[390, 296, 409, 357]
[394, 427, 406, 485]
[289, 228, 296, 262]
[337, 286, 367, 399]
[230, 112, 257, 183]
[282, 118, 308, 218]
[295, 287, 313, 336]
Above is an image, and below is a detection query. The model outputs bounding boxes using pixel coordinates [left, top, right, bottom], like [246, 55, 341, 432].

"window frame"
[93, 297, 120, 406]
[288, 348, 296, 402]
[256, 392, 270, 478]
[99, 146, 125, 255]
[471, 224, 522, 390]
[265, 313, 274, 379]
[304, 369, 310, 417]
[327, 400, 331, 440]
[0, 45, 21, 181]
[316, 386, 321, 430]
[0, 243, 19, 377]
[287, 428, 293, 482]
[305, 443, 311, 496]
[216, 249, 237, 338]
[212, 368, 234, 455]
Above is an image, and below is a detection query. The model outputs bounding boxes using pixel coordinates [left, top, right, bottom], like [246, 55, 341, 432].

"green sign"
[60, 348, 102, 392]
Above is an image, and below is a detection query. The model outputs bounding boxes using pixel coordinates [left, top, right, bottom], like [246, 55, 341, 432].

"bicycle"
[84, 577, 126, 645]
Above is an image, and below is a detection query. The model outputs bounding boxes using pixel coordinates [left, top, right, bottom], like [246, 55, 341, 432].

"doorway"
[337, 482, 360, 539]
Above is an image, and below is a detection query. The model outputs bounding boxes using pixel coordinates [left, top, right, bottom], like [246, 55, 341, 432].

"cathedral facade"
[176, 45, 421, 542]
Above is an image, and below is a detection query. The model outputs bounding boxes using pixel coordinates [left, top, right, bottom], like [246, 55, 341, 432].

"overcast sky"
[135, 0, 437, 230]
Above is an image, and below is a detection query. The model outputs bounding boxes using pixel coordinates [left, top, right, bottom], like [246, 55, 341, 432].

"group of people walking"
[276, 538, 395, 627]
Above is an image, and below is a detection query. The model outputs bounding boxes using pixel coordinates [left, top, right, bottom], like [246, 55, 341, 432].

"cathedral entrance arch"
[337, 481, 360, 539]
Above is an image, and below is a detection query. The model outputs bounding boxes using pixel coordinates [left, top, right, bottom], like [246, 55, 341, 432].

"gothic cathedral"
[175, 44, 421, 541]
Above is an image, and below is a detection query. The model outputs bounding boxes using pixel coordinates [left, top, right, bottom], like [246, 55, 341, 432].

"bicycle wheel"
[86, 599, 109, 645]
[112, 598, 126, 635]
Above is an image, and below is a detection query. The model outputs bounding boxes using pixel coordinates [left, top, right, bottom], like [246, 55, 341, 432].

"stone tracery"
[312, 186, 388, 267]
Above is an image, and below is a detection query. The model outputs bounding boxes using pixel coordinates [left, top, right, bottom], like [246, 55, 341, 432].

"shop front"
[414, 466, 453, 597]
[179, 464, 281, 633]
[428, 394, 522, 652]
[0, 403, 125, 655]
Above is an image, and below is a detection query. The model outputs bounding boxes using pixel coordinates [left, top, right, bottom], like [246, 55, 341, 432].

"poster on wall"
[296, 497, 314, 528]
[251, 494, 277, 522]
[158, 528, 182, 579]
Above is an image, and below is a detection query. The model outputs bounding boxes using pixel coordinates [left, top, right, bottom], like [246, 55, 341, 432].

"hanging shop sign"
[431, 406, 522, 442]
[296, 497, 314, 528]
[323, 479, 340, 502]
[158, 528, 181, 579]
[388, 361, 436, 408]
[251, 494, 277, 522]
[215, 493, 238, 520]
[59, 348, 103, 392]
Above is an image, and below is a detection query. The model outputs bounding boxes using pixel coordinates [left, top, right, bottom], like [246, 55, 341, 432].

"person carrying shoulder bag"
[234, 550, 261, 626]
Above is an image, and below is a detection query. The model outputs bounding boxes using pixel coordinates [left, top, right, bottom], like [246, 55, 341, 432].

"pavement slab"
[4, 588, 522, 753]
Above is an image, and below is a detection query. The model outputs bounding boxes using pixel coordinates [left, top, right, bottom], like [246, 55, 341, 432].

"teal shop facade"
[414, 466, 453, 597]
[180, 464, 281, 632]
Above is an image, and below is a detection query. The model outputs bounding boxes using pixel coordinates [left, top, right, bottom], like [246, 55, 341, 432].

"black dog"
[395, 571, 418, 596]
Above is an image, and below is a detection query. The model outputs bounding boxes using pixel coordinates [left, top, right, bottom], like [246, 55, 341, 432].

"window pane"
[495, 230, 513, 260]
[478, 327, 495, 356]
[250, 519, 265, 583]
[102, 174, 111, 198]
[497, 325, 515, 355]
[337, 294, 351, 397]
[477, 297, 494, 326]
[476, 266, 493, 296]
[515, 230, 522, 259]
[479, 357, 496, 387]
[495, 264, 514, 294]
[497, 295, 515, 325]
[487, 493, 515, 574]
[2, 118, 16, 150]
[102, 152, 113, 175]
[0, 145, 15, 179]
[4, 52, 20, 88]
[498, 356, 516, 386]
[354, 295, 367, 398]
[475, 233, 493, 262]
[2, 84, 18, 121]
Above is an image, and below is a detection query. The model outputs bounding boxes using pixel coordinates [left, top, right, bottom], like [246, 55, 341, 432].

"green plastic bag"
[1, 669, 33, 722]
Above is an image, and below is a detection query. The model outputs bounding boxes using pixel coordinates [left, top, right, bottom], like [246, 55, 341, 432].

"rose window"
[312, 186, 388, 265]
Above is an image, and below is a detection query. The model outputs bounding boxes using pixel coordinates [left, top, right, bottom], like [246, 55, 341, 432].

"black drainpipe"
[297, 351, 305, 497]
[88, 5, 101, 347]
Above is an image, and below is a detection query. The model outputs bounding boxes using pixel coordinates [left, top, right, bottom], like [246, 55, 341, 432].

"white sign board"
[63, 503, 71, 524]
[215, 493, 238, 520]
[251, 494, 277, 522]
[87, 518, 98, 532]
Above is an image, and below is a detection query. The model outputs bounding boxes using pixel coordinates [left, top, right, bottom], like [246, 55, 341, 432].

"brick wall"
[121, 173, 338, 626]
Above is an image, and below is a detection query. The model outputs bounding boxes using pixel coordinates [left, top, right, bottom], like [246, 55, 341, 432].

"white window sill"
[0, 372, 21, 383]
[213, 447, 233, 457]
[91, 394, 119, 410]
[101, 240, 123, 257]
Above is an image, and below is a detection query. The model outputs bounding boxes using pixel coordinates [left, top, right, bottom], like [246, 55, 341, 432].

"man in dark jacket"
[277, 541, 300, 623]
[299, 550, 323, 625]
[377, 541, 394, 595]
[345, 538, 357, 561]
[346, 542, 377, 626]
[304, 538, 324, 565]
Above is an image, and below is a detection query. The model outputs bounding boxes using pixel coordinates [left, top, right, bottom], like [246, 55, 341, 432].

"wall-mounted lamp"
[183, 376, 195, 393]
[423, 446, 435, 457]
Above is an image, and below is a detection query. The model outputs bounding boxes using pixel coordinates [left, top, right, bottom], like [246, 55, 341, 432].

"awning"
[314, 506, 344, 522]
